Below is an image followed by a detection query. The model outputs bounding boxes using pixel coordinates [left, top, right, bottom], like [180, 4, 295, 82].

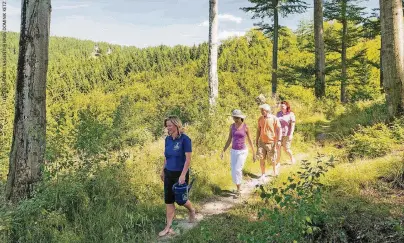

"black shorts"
[164, 169, 189, 204]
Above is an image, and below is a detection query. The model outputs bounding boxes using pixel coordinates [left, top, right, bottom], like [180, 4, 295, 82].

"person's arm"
[179, 152, 191, 184]
[276, 118, 282, 147]
[221, 125, 233, 159]
[161, 153, 167, 181]
[256, 119, 261, 147]
[245, 125, 256, 161]
[289, 113, 296, 140]
[179, 136, 192, 184]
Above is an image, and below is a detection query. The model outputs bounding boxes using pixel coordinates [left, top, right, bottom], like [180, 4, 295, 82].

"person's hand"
[160, 170, 164, 182]
[220, 151, 224, 160]
[277, 141, 282, 148]
[179, 174, 186, 184]
[253, 154, 257, 162]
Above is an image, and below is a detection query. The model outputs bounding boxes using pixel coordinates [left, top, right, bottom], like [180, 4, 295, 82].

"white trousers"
[230, 149, 248, 185]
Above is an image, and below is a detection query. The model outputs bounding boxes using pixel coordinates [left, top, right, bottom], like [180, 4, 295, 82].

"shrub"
[390, 117, 404, 142]
[277, 85, 316, 106]
[239, 155, 335, 242]
[330, 99, 388, 136]
[347, 123, 393, 159]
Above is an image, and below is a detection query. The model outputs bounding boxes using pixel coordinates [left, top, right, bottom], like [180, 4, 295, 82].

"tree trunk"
[208, 0, 218, 108]
[341, 3, 348, 103]
[5, 0, 51, 203]
[380, 0, 404, 118]
[380, 40, 384, 93]
[314, 0, 326, 98]
[271, 1, 279, 96]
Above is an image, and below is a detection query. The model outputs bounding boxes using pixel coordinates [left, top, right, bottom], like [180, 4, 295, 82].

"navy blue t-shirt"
[164, 134, 192, 171]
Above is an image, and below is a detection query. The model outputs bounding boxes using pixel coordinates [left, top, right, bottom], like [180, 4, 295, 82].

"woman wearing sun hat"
[220, 109, 256, 197]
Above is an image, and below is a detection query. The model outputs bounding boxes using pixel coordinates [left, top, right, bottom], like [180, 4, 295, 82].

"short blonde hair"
[164, 115, 184, 135]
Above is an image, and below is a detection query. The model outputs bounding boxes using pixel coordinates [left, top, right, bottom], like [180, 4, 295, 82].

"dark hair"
[281, 101, 291, 112]
[233, 117, 244, 123]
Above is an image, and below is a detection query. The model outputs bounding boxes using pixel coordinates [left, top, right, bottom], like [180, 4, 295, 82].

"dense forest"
[0, 7, 403, 241]
[0, 20, 382, 178]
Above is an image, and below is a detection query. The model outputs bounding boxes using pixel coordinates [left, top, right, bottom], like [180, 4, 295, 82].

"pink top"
[232, 123, 247, 150]
[276, 111, 296, 137]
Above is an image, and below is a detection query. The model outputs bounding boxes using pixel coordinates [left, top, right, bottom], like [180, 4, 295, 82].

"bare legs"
[183, 200, 196, 222]
[260, 159, 266, 176]
[277, 143, 295, 165]
[159, 201, 196, 237]
[159, 204, 176, 236]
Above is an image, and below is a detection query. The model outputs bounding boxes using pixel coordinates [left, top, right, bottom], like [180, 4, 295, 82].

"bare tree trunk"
[380, 41, 384, 93]
[271, 1, 279, 96]
[5, 0, 51, 203]
[380, 0, 404, 118]
[341, 10, 348, 103]
[208, 0, 218, 108]
[314, 0, 326, 98]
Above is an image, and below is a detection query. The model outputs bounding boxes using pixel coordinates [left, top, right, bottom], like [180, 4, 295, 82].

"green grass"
[174, 149, 404, 243]
[1, 95, 403, 243]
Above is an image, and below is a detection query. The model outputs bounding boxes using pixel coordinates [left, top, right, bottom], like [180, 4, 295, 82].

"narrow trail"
[155, 152, 309, 243]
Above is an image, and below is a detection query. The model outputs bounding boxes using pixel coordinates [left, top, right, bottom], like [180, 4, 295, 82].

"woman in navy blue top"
[159, 116, 196, 237]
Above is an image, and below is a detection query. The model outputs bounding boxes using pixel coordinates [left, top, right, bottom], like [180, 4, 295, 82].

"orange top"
[258, 115, 281, 143]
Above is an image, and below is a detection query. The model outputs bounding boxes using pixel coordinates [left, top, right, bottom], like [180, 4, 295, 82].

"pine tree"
[242, 0, 307, 96]
[324, 0, 366, 103]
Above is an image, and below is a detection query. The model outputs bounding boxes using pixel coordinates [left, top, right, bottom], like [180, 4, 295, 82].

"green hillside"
[1, 20, 403, 242]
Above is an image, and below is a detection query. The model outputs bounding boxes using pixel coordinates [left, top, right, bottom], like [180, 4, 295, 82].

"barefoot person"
[256, 104, 282, 179]
[221, 109, 256, 197]
[159, 116, 196, 237]
[276, 101, 296, 165]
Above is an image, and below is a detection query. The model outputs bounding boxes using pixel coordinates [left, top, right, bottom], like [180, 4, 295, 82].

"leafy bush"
[347, 123, 393, 159]
[277, 85, 316, 106]
[390, 117, 404, 142]
[4, 161, 162, 243]
[330, 99, 388, 136]
[239, 155, 334, 242]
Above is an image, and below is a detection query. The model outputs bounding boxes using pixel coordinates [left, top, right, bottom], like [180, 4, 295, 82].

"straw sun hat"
[230, 109, 246, 119]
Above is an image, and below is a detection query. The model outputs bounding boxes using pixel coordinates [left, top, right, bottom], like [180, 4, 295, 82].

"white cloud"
[198, 20, 209, 27]
[198, 13, 242, 27]
[218, 14, 242, 24]
[53, 4, 90, 10]
[218, 30, 245, 40]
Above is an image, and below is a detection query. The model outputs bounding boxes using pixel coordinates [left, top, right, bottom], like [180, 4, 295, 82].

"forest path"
[155, 152, 309, 243]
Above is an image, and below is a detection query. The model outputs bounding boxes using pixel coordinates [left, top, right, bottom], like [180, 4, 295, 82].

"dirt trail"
[155, 153, 308, 243]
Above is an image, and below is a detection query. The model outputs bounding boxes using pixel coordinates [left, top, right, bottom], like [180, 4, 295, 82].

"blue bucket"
[172, 179, 195, 206]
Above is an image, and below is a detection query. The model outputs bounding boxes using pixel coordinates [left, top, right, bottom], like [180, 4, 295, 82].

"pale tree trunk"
[5, 0, 51, 203]
[208, 0, 218, 108]
[314, 0, 326, 98]
[341, 2, 348, 103]
[271, 0, 279, 96]
[380, 0, 404, 118]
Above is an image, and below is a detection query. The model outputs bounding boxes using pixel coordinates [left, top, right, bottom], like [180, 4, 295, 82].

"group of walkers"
[158, 101, 296, 237]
